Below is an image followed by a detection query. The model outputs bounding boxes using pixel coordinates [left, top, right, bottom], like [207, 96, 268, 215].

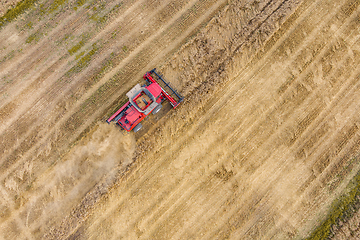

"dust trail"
[53, 121, 136, 200]
[59, 121, 136, 183]
[49, 122, 134, 222]
[9, 122, 135, 239]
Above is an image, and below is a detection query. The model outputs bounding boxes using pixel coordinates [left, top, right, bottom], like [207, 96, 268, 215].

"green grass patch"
[75, 51, 85, 60]
[67, 43, 98, 74]
[306, 161, 360, 239]
[25, 21, 33, 29]
[55, 33, 72, 46]
[75, 0, 88, 7]
[25, 30, 43, 43]
[89, 13, 99, 21]
[2, 75, 13, 84]
[0, 50, 16, 64]
[62, 33, 71, 41]
[97, 3, 122, 26]
[68, 39, 85, 55]
[38, 3, 47, 15]
[111, 29, 118, 39]
[49, 0, 68, 13]
[0, 0, 39, 28]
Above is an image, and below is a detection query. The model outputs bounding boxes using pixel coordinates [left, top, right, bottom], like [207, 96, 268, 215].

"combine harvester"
[107, 69, 183, 132]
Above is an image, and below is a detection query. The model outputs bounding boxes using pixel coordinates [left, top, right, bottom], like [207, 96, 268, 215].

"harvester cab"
[106, 69, 183, 132]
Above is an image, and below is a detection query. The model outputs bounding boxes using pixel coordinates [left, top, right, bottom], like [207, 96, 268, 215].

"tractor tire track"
[2, 0, 360, 239]
[64, 0, 360, 239]
[0, 0, 228, 238]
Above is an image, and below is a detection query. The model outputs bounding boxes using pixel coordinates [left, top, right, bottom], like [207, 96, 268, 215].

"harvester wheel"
[133, 123, 143, 132]
[152, 104, 162, 115]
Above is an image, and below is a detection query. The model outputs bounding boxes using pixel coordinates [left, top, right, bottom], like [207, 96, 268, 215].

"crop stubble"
[1, 0, 360, 239]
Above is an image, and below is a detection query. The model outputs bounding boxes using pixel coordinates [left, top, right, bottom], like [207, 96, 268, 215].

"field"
[1, 0, 360, 239]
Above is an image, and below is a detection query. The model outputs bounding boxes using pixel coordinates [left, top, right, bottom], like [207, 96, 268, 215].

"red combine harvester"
[106, 69, 183, 132]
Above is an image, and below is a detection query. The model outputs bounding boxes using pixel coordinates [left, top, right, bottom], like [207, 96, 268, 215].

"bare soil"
[1, 0, 360, 239]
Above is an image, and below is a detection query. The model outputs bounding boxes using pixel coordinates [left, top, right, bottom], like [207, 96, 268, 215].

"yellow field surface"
[0, 0, 360, 239]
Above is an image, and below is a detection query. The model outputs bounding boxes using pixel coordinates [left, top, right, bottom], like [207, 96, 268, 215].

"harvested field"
[0, 0, 22, 16]
[0, 0, 360, 239]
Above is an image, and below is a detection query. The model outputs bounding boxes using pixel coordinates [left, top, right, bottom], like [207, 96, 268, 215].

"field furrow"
[1, 0, 360, 239]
